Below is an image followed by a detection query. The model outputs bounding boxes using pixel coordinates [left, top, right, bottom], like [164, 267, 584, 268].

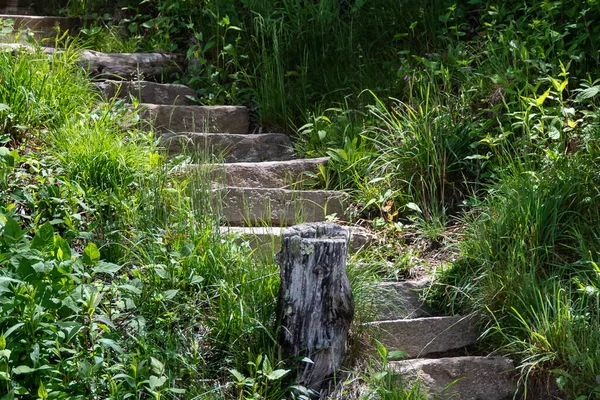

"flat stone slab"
[79, 51, 184, 80]
[373, 280, 434, 320]
[220, 225, 374, 254]
[141, 104, 249, 134]
[366, 315, 477, 358]
[96, 80, 197, 105]
[0, 14, 77, 44]
[206, 158, 327, 188]
[161, 133, 294, 162]
[0, 44, 184, 79]
[215, 187, 348, 226]
[391, 356, 517, 400]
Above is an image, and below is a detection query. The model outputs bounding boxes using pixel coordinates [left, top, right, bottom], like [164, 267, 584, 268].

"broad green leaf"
[266, 369, 290, 381]
[376, 341, 387, 359]
[148, 375, 167, 390]
[535, 87, 552, 107]
[12, 365, 35, 374]
[83, 242, 100, 265]
[162, 289, 179, 300]
[150, 357, 164, 375]
[388, 350, 407, 359]
[113, 373, 136, 389]
[31, 223, 54, 250]
[118, 284, 142, 295]
[0, 335, 5, 350]
[405, 202, 422, 213]
[575, 85, 600, 101]
[54, 236, 71, 260]
[3, 218, 24, 244]
[37, 382, 48, 399]
[4, 323, 24, 338]
[98, 338, 124, 354]
[229, 368, 245, 382]
[93, 261, 123, 275]
[373, 371, 388, 382]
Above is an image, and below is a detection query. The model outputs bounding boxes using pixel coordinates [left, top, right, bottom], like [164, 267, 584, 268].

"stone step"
[0, 14, 77, 44]
[220, 225, 374, 255]
[215, 187, 348, 226]
[161, 132, 294, 162]
[96, 80, 197, 106]
[141, 104, 249, 134]
[79, 51, 184, 80]
[366, 315, 477, 358]
[391, 356, 517, 400]
[373, 280, 434, 320]
[204, 158, 328, 188]
[0, 44, 184, 80]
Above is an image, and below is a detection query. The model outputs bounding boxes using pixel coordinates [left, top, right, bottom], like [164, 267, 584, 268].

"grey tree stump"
[276, 223, 354, 396]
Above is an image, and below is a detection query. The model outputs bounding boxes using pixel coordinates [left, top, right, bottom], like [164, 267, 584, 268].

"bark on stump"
[276, 223, 354, 396]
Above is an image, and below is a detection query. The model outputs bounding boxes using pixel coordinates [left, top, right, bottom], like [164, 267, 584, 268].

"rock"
[215, 187, 349, 226]
[220, 225, 375, 255]
[0, 46, 184, 78]
[391, 356, 518, 400]
[373, 280, 434, 320]
[77, 51, 184, 80]
[96, 80, 197, 105]
[366, 315, 477, 358]
[161, 133, 294, 162]
[141, 104, 248, 134]
[207, 158, 328, 188]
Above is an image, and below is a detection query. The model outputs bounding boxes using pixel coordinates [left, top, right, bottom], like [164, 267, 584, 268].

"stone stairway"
[367, 279, 518, 399]
[95, 79, 370, 253]
[1, 9, 521, 399]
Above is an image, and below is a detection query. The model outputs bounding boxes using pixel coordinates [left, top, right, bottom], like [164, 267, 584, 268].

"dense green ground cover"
[3, 0, 600, 398]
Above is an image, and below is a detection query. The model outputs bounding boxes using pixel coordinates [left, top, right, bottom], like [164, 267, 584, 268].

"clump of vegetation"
[4, 0, 600, 397]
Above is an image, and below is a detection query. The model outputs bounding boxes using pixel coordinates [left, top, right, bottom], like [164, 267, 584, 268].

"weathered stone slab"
[0, 14, 78, 44]
[215, 187, 348, 226]
[161, 133, 294, 161]
[220, 225, 375, 254]
[96, 80, 197, 105]
[366, 315, 477, 358]
[0, 45, 184, 79]
[391, 356, 517, 400]
[141, 104, 248, 134]
[78, 51, 184, 80]
[373, 280, 434, 320]
[207, 158, 327, 188]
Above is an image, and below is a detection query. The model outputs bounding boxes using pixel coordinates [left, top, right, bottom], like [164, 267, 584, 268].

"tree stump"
[276, 223, 354, 396]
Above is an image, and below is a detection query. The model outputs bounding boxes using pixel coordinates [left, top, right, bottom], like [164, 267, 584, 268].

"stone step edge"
[159, 132, 295, 163]
[0, 44, 184, 79]
[139, 103, 249, 134]
[215, 187, 350, 226]
[364, 314, 478, 359]
[390, 356, 518, 400]
[181, 158, 328, 189]
[369, 279, 435, 320]
[95, 80, 197, 106]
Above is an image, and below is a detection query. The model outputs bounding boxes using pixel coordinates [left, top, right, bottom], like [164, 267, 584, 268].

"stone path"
[368, 280, 518, 399]
[0, 9, 520, 399]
